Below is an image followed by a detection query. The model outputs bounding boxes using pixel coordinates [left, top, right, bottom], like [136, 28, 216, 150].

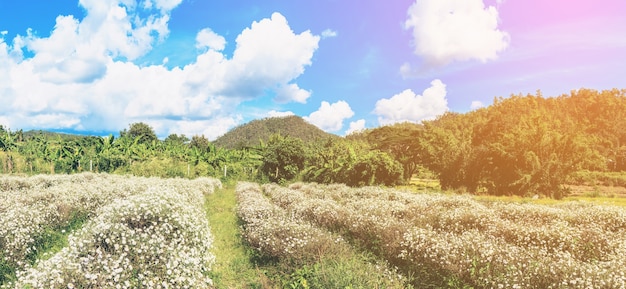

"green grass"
[205, 185, 273, 288]
[33, 211, 89, 261]
[0, 211, 88, 286]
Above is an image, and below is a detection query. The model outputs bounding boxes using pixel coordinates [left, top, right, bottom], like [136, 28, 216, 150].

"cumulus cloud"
[196, 28, 226, 51]
[222, 13, 319, 99]
[345, 119, 366, 135]
[470, 100, 484, 109]
[0, 3, 319, 139]
[405, 0, 509, 67]
[267, 110, 295, 118]
[374, 79, 448, 125]
[274, 83, 311, 103]
[304, 101, 354, 132]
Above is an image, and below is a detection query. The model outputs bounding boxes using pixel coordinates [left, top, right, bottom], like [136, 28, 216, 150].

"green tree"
[165, 133, 189, 145]
[418, 112, 482, 192]
[260, 134, 306, 183]
[189, 135, 210, 152]
[472, 94, 600, 197]
[303, 138, 403, 186]
[121, 122, 158, 145]
[365, 122, 424, 181]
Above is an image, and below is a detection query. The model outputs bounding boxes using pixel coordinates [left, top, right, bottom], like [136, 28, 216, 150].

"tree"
[346, 149, 403, 187]
[303, 138, 403, 186]
[165, 134, 189, 145]
[189, 135, 210, 152]
[472, 95, 600, 197]
[260, 134, 306, 183]
[366, 122, 424, 181]
[417, 112, 482, 192]
[121, 122, 158, 145]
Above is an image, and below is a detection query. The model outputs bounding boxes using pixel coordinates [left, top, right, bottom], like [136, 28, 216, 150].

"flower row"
[1, 173, 220, 288]
[260, 182, 626, 289]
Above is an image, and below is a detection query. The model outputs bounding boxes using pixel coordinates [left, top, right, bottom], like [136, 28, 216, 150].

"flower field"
[237, 182, 626, 289]
[0, 173, 221, 288]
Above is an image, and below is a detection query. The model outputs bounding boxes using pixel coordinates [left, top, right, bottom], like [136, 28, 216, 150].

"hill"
[23, 130, 89, 140]
[213, 116, 339, 149]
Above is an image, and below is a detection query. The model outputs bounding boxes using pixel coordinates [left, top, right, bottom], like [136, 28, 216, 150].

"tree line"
[0, 122, 402, 186]
[1, 87, 625, 196]
[355, 88, 626, 198]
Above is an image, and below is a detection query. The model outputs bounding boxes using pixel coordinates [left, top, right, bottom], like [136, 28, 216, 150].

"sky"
[0, 0, 625, 140]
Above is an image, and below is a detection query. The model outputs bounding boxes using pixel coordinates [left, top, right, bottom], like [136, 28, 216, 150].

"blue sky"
[1, 0, 625, 139]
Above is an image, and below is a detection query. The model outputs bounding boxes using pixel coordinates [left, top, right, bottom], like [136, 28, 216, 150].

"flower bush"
[235, 182, 409, 288]
[254, 182, 626, 288]
[0, 173, 221, 288]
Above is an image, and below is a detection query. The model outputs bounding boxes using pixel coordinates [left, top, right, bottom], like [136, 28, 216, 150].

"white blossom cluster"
[258, 182, 626, 288]
[235, 182, 344, 262]
[0, 173, 220, 288]
[236, 182, 409, 287]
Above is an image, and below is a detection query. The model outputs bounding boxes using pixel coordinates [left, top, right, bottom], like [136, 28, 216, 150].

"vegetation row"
[0, 173, 221, 288]
[238, 181, 626, 288]
[235, 182, 410, 288]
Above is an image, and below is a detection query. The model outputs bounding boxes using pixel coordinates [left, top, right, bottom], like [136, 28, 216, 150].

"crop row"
[235, 182, 408, 288]
[258, 182, 626, 289]
[0, 173, 221, 288]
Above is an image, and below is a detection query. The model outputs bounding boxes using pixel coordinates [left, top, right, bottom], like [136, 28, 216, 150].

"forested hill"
[355, 88, 626, 198]
[213, 115, 339, 149]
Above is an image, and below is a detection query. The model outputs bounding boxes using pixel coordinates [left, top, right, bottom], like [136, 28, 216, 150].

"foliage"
[3, 88, 626, 197]
[567, 170, 626, 187]
[371, 90, 618, 197]
[164, 133, 189, 145]
[303, 139, 403, 187]
[189, 134, 210, 152]
[260, 134, 307, 183]
[357, 122, 425, 181]
[120, 122, 158, 145]
[0, 123, 262, 183]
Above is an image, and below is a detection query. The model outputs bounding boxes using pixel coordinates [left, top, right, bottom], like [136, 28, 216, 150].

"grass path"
[204, 184, 273, 289]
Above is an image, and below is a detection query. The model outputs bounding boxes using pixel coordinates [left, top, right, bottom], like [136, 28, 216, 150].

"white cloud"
[223, 12, 319, 99]
[0, 4, 319, 139]
[374, 79, 448, 125]
[152, 0, 183, 11]
[405, 0, 509, 67]
[267, 110, 295, 118]
[399, 62, 414, 79]
[321, 29, 338, 39]
[304, 101, 354, 132]
[345, 119, 366, 135]
[196, 28, 226, 51]
[470, 100, 484, 109]
[164, 116, 241, 141]
[274, 83, 311, 103]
